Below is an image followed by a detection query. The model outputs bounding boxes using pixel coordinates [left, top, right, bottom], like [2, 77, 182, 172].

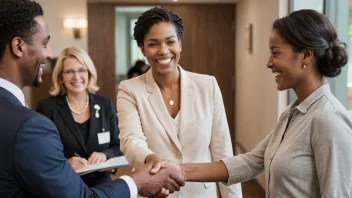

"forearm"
[181, 161, 229, 182]
[122, 142, 154, 167]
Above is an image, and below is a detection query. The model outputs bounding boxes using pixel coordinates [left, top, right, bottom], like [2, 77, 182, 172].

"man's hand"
[130, 162, 185, 197]
[150, 160, 188, 197]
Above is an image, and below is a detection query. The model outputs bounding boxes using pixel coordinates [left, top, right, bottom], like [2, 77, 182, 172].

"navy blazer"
[36, 94, 123, 186]
[0, 87, 130, 197]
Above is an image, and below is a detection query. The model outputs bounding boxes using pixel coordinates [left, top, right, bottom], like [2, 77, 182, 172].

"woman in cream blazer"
[117, 7, 242, 198]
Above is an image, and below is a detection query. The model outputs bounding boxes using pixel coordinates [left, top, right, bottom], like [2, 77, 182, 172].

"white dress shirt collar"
[0, 78, 25, 106]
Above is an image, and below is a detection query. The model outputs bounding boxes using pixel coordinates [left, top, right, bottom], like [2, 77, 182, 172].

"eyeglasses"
[62, 68, 88, 77]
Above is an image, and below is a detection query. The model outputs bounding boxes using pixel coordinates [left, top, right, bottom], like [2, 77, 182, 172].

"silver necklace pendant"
[169, 99, 174, 106]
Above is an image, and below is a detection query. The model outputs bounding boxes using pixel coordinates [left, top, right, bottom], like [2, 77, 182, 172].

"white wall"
[36, 0, 88, 56]
[235, 0, 288, 188]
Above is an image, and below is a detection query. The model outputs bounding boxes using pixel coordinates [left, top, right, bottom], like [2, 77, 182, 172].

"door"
[164, 4, 236, 149]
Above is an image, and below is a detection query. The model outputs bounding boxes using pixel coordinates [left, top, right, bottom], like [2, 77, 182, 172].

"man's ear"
[302, 48, 314, 66]
[10, 37, 25, 58]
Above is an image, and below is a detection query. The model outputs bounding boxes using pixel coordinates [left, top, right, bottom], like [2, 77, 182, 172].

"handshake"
[129, 154, 187, 197]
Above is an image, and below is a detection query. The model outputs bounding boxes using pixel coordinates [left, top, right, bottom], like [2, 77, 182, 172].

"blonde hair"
[49, 46, 100, 96]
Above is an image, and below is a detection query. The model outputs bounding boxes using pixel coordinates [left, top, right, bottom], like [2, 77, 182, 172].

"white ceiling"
[89, 0, 237, 3]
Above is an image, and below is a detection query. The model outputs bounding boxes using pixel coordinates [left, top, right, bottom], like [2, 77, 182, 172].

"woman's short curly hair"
[0, 0, 43, 60]
[133, 7, 184, 47]
[50, 46, 100, 96]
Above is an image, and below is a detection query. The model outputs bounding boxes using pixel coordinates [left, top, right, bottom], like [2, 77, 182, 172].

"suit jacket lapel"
[86, 93, 100, 155]
[178, 66, 195, 146]
[57, 96, 88, 154]
[146, 70, 182, 152]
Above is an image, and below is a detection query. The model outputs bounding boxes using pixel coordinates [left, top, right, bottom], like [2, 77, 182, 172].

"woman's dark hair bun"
[273, 9, 348, 78]
[319, 40, 348, 78]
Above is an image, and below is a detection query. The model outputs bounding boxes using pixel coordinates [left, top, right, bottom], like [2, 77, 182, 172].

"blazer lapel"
[178, 66, 195, 146]
[57, 96, 88, 154]
[146, 70, 182, 152]
[86, 94, 101, 155]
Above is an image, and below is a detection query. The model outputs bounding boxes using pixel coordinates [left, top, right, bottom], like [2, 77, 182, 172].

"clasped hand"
[137, 155, 186, 198]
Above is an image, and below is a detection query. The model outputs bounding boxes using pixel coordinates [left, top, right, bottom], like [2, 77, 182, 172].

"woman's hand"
[145, 154, 168, 175]
[88, 152, 107, 164]
[68, 157, 88, 171]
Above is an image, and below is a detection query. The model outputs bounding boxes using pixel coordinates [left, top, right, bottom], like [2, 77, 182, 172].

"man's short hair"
[0, 0, 43, 60]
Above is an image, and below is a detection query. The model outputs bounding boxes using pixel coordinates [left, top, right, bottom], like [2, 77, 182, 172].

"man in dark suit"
[0, 0, 184, 197]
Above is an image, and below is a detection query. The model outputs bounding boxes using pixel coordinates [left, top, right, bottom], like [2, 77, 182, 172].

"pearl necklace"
[65, 94, 89, 115]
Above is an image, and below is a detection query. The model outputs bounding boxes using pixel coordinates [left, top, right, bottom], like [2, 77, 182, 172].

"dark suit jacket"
[0, 87, 130, 197]
[36, 93, 123, 186]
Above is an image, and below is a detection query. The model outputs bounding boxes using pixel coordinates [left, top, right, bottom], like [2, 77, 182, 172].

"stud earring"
[303, 65, 306, 69]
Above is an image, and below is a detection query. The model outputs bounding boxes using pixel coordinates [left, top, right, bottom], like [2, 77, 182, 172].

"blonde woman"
[36, 46, 122, 187]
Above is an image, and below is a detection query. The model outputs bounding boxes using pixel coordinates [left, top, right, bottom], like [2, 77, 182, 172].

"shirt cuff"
[120, 175, 138, 198]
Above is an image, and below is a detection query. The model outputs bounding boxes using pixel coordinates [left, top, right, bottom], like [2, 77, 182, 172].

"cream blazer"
[117, 66, 242, 198]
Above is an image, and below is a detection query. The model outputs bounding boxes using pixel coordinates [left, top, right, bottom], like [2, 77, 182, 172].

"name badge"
[97, 131, 110, 144]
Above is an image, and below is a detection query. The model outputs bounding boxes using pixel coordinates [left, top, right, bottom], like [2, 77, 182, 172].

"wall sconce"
[63, 19, 87, 39]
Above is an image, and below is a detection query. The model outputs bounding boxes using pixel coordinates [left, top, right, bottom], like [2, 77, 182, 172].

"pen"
[74, 152, 81, 158]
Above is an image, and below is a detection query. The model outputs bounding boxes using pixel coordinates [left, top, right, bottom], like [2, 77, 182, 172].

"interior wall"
[235, 0, 288, 188]
[36, 0, 88, 56]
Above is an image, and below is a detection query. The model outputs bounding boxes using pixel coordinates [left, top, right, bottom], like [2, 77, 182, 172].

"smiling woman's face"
[141, 22, 182, 76]
[266, 29, 306, 91]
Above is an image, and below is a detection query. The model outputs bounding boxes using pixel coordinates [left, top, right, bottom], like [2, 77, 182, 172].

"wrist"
[180, 164, 188, 181]
[129, 171, 142, 192]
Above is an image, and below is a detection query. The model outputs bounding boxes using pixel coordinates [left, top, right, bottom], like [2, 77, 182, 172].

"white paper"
[76, 156, 129, 175]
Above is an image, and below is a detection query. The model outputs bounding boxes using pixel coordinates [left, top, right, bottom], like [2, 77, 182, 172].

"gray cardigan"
[223, 83, 352, 197]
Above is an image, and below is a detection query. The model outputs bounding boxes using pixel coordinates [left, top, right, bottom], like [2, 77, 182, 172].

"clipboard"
[76, 156, 129, 175]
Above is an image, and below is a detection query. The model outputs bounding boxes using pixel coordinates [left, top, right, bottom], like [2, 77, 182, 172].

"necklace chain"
[161, 87, 178, 106]
[66, 94, 89, 115]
